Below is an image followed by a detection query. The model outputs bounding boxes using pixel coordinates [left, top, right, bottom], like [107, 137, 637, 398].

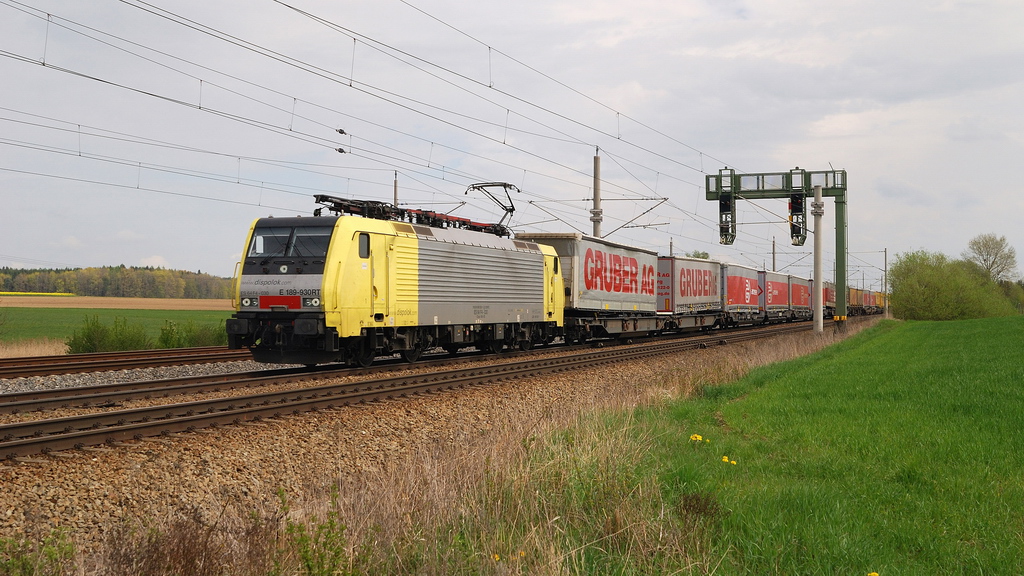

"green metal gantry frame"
[705, 167, 849, 321]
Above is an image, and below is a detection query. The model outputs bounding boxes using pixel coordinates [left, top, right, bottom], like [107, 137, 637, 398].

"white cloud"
[116, 229, 143, 241]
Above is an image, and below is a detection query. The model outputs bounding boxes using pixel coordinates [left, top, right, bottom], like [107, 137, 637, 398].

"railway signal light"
[719, 194, 736, 245]
[789, 192, 807, 246]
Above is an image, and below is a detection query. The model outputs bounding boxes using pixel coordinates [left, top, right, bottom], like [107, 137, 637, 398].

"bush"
[890, 250, 1018, 320]
[158, 320, 228, 348]
[65, 316, 154, 353]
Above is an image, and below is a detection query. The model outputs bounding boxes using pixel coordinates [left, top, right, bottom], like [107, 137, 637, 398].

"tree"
[685, 250, 710, 259]
[962, 233, 1018, 283]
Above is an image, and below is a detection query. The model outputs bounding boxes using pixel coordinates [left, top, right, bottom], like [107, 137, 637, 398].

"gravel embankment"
[0, 348, 690, 555]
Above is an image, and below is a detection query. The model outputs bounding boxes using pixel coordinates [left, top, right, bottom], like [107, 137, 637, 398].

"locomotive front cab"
[226, 217, 341, 364]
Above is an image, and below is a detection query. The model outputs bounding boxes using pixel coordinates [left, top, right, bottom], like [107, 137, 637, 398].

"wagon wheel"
[487, 340, 505, 354]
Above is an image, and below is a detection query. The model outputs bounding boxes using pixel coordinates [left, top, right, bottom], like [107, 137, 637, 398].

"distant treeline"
[0, 266, 231, 299]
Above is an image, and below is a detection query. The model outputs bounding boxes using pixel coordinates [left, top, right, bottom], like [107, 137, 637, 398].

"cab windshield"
[248, 226, 334, 258]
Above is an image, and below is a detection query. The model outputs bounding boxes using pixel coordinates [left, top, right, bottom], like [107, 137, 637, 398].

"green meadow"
[639, 317, 1024, 574]
[0, 308, 230, 342]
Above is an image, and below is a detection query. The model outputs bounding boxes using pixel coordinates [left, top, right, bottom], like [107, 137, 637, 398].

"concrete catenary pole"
[393, 171, 398, 207]
[884, 247, 889, 317]
[591, 149, 602, 238]
[812, 184, 824, 333]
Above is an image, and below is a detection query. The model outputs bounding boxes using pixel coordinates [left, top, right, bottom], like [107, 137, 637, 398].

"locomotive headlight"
[303, 297, 322, 307]
[241, 297, 253, 307]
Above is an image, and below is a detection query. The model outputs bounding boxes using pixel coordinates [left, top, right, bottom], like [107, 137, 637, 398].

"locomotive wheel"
[353, 340, 375, 368]
[487, 340, 505, 354]
[518, 339, 534, 351]
[400, 345, 423, 363]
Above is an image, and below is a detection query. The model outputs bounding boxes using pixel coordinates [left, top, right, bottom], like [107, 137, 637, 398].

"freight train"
[226, 193, 883, 366]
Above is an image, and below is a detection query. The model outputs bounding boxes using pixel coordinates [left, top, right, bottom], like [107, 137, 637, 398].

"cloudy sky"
[2, 0, 1022, 290]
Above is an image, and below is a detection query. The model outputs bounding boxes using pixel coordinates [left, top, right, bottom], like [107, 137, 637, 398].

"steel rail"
[0, 322, 818, 460]
[0, 322, 810, 412]
[0, 346, 554, 412]
[0, 347, 252, 379]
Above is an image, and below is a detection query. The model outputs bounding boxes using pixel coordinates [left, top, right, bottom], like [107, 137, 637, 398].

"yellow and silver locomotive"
[226, 194, 564, 366]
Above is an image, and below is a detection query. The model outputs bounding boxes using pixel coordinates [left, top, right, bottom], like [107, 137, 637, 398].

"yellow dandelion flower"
[519, 550, 526, 557]
[731, 460, 737, 465]
[705, 438, 710, 443]
[690, 433, 703, 442]
[722, 455, 729, 462]
[868, 573, 879, 576]
[493, 553, 500, 562]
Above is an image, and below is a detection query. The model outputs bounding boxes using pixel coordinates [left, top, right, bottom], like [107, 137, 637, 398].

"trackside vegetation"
[4, 318, 1023, 574]
[65, 316, 228, 352]
[890, 249, 1024, 320]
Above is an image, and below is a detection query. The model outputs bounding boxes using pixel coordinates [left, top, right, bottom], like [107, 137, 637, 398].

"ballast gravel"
[0, 360, 286, 395]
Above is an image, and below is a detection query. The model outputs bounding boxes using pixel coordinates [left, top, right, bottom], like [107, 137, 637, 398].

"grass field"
[0, 307, 232, 343]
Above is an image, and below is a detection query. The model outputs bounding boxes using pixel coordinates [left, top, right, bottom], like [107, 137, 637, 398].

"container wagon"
[656, 256, 722, 331]
[759, 270, 790, 323]
[721, 263, 764, 326]
[515, 232, 658, 341]
[790, 276, 812, 320]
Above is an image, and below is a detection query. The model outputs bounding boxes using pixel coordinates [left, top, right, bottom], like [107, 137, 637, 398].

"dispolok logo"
[583, 248, 655, 295]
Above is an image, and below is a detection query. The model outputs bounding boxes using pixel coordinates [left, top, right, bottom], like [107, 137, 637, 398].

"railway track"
[0, 322, 822, 460]
[0, 346, 253, 379]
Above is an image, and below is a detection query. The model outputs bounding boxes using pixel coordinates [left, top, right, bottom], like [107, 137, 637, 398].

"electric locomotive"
[226, 193, 564, 366]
